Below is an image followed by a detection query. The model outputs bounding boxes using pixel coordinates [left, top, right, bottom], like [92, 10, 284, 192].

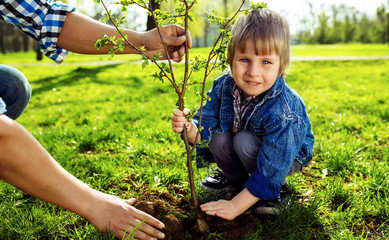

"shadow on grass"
[31, 64, 143, 96]
[254, 200, 329, 240]
[197, 187, 329, 239]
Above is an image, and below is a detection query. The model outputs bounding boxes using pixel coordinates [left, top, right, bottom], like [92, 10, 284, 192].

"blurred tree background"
[294, 1, 389, 44]
[0, 0, 388, 59]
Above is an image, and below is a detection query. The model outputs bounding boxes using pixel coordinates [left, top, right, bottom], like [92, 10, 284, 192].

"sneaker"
[200, 169, 246, 193]
[255, 183, 292, 215]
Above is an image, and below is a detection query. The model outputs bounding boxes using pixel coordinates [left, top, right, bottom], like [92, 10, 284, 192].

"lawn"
[0, 45, 388, 239]
[1, 43, 388, 65]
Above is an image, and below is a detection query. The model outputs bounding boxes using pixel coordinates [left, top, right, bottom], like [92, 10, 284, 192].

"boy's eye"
[240, 58, 249, 63]
[262, 60, 271, 65]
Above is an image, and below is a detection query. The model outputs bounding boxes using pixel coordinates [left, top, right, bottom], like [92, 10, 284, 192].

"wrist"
[188, 122, 200, 144]
[231, 188, 260, 214]
[118, 29, 142, 54]
[79, 189, 106, 223]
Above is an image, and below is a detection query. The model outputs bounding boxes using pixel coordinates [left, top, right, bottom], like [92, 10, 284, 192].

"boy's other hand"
[171, 108, 191, 133]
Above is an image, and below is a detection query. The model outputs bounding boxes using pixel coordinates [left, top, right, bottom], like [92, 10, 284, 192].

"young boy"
[171, 8, 314, 220]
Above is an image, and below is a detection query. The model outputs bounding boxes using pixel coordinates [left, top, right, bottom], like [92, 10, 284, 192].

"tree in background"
[330, 5, 343, 43]
[294, 2, 389, 44]
[147, 0, 160, 30]
[374, 4, 389, 43]
[344, 13, 356, 43]
[314, 12, 330, 44]
[160, 0, 249, 47]
[358, 13, 374, 43]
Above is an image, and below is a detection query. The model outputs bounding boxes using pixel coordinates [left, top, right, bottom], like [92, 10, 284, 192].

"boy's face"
[231, 41, 280, 97]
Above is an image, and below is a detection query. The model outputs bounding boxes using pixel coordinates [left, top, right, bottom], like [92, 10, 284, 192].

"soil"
[133, 186, 260, 240]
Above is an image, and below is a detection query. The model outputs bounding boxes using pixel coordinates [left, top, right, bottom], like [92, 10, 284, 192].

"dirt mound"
[133, 186, 259, 240]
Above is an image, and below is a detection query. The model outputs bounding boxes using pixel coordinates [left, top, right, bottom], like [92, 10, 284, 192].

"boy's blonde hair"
[228, 9, 290, 77]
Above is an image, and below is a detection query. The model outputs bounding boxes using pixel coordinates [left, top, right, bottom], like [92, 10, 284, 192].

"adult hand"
[0, 115, 165, 240]
[58, 13, 192, 63]
[86, 192, 165, 239]
[142, 25, 192, 63]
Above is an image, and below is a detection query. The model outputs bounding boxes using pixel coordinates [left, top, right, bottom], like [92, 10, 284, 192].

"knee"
[0, 65, 31, 120]
[0, 115, 14, 137]
[208, 132, 234, 154]
[233, 131, 261, 157]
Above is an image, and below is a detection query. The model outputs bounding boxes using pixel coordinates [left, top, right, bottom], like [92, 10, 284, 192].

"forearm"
[231, 188, 260, 215]
[57, 12, 142, 55]
[0, 115, 94, 219]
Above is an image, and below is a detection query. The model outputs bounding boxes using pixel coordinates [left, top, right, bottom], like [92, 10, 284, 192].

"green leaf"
[250, 1, 268, 10]
[142, 59, 149, 69]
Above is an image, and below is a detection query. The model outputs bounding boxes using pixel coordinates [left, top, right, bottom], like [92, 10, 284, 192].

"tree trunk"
[387, 12, 389, 44]
[203, 20, 209, 47]
[223, 0, 228, 17]
[0, 23, 5, 54]
[147, 0, 160, 31]
[23, 34, 29, 52]
[36, 42, 43, 61]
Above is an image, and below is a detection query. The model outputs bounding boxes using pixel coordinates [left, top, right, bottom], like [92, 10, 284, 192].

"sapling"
[93, 0, 265, 233]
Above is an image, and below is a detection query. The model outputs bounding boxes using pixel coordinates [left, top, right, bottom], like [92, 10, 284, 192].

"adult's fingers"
[115, 223, 162, 240]
[125, 200, 165, 230]
[118, 204, 165, 239]
[166, 25, 192, 49]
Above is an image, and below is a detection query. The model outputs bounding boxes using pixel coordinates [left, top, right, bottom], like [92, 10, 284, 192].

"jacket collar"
[263, 76, 284, 100]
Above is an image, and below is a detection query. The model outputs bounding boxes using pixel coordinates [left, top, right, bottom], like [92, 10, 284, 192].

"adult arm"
[0, 115, 165, 240]
[57, 12, 192, 62]
[0, 0, 191, 63]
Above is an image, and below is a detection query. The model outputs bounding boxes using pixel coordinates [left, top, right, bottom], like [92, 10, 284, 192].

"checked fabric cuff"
[0, 98, 7, 115]
[0, 0, 75, 64]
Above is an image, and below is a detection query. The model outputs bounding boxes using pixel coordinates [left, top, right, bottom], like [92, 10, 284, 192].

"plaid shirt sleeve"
[0, 0, 75, 64]
[0, 97, 7, 114]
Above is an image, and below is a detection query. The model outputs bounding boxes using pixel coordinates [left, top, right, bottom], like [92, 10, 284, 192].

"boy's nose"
[247, 63, 260, 77]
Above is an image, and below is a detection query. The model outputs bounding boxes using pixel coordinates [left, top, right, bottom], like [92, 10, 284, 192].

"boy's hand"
[200, 188, 259, 221]
[200, 199, 241, 221]
[171, 108, 192, 133]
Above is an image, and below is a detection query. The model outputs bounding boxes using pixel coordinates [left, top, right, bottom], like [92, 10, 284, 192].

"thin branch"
[192, 0, 247, 153]
[178, 0, 195, 108]
[149, 8, 177, 85]
[100, 0, 180, 93]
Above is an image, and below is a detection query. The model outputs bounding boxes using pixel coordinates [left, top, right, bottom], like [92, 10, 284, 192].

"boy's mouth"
[246, 81, 261, 86]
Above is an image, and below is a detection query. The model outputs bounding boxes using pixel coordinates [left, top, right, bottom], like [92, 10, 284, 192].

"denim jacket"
[193, 73, 314, 200]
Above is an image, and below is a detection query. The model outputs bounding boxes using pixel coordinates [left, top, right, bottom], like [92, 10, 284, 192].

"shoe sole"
[199, 182, 221, 193]
[256, 206, 280, 215]
[200, 182, 245, 193]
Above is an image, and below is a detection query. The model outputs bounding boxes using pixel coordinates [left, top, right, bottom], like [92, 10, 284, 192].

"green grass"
[0, 45, 388, 239]
[1, 43, 388, 65]
[290, 44, 389, 57]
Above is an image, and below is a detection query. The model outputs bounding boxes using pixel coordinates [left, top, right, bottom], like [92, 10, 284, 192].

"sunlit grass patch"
[0, 56, 387, 239]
